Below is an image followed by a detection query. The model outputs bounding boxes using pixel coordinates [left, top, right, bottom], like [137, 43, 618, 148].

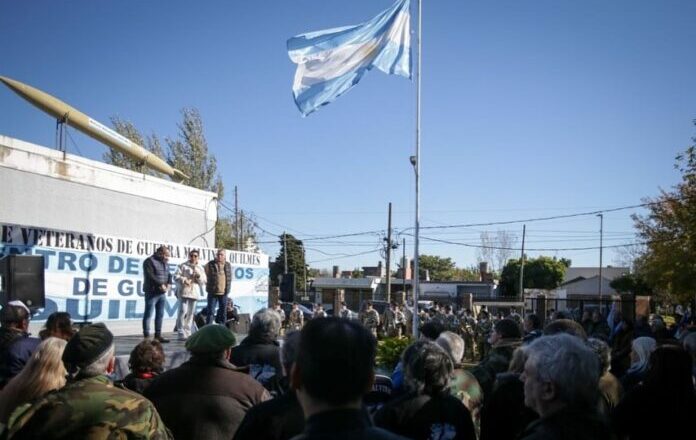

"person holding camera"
[143, 245, 173, 343]
[174, 250, 207, 340]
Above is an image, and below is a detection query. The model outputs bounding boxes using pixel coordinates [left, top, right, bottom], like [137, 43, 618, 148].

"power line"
[408, 233, 657, 252]
[307, 247, 382, 264]
[400, 201, 661, 232]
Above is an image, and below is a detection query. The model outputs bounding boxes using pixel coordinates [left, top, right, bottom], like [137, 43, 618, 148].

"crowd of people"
[0, 244, 694, 438]
[0, 295, 694, 439]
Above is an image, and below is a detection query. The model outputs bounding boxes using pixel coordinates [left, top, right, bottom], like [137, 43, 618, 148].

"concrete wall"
[0, 135, 217, 247]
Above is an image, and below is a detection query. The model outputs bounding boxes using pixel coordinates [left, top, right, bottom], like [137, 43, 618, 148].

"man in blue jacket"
[0, 300, 41, 387]
[143, 246, 173, 343]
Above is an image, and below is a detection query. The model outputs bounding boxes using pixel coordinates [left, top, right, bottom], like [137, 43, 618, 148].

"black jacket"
[480, 372, 537, 440]
[471, 338, 521, 401]
[374, 392, 476, 440]
[291, 408, 406, 440]
[229, 333, 283, 395]
[143, 254, 172, 295]
[205, 260, 232, 295]
[144, 356, 269, 440]
[115, 372, 158, 395]
[234, 390, 304, 440]
[517, 406, 611, 440]
[0, 328, 41, 387]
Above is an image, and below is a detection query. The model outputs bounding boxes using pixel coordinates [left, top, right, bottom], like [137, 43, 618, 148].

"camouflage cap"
[186, 324, 236, 353]
[63, 322, 114, 368]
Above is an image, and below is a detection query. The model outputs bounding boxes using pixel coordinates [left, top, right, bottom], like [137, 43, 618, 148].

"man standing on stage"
[205, 249, 232, 325]
[143, 246, 173, 343]
[174, 250, 207, 340]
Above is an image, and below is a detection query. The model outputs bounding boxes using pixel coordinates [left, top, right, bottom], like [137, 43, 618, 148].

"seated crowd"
[0, 300, 694, 440]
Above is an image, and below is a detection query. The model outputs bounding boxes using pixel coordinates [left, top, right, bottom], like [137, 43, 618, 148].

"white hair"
[79, 344, 115, 378]
[526, 334, 599, 408]
[250, 308, 282, 339]
[626, 337, 657, 375]
[436, 331, 465, 364]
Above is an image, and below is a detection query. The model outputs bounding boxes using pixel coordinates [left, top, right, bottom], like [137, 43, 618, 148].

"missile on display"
[0, 75, 188, 180]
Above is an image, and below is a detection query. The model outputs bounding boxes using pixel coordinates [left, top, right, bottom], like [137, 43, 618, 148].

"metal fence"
[524, 295, 638, 326]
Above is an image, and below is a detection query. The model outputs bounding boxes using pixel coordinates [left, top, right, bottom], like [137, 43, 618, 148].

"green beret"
[186, 324, 236, 353]
[63, 323, 114, 368]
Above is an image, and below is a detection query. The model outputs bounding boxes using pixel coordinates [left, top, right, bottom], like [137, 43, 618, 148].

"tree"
[164, 108, 240, 249]
[494, 230, 518, 273]
[419, 255, 456, 281]
[215, 210, 259, 252]
[351, 267, 364, 278]
[166, 108, 221, 191]
[270, 233, 307, 291]
[610, 274, 653, 296]
[107, 108, 259, 250]
[499, 256, 568, 296]
[477, 232, 495, 270]
[104, 117, 166, 177]
[453, 265, 482, 282]
[632, 124, 696, 304]
[477, 230, 518, 272]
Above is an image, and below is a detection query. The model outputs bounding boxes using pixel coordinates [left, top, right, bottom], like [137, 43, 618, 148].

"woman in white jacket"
[174, 250, 207, 340]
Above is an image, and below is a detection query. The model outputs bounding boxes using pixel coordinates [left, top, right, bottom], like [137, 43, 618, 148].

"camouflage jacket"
[475, 319, 492, 341]
[361, 309, 380, 329]
[6, 375, 171, 439]
[288, 309, 303, 329]
[383, 309, 397, 329]
[449, 367, 484, 437]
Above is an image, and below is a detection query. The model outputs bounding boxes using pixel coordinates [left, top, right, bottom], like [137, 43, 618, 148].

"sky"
[1, 0, 694, 273]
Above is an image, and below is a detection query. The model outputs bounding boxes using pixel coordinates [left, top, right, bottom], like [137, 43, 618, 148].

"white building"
[1, 135, 270, 335]
[0, 135, 217, 247]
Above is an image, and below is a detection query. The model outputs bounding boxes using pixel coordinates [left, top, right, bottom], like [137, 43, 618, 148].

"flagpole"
[412, 0, 422, 339]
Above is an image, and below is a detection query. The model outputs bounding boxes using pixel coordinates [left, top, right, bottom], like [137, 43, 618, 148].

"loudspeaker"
[229, 313, 251, 334]
[0, 255, 45, 309]
[279, 273, 295, 303]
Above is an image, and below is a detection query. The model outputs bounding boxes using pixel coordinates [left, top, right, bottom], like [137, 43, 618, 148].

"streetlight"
[597, 214, 604, 310]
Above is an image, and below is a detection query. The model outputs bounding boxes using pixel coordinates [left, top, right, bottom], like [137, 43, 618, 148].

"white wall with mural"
[0, 222, 269, 323]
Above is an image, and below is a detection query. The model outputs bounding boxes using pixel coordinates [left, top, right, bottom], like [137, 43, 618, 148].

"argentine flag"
[288, 0, 412, 116]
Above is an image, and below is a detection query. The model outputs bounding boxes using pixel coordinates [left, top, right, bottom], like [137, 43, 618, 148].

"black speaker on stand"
[279, 273, 296, 303]
[0, 255, 46, 311]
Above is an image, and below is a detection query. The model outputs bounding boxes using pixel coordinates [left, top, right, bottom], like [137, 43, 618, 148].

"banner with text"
[0, 223, 269, 322]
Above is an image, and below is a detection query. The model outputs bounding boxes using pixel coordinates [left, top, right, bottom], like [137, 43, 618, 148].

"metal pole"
[283, 232, 288, 275]
[412, 0, 422, 339]
[235, 186, 240, 250]
[519, 224, 526, 298]
[597, 214, 603, 309]
[402, 238, 407, 298]
[386, 202, 392, 303]
[240, 210, 244, 251]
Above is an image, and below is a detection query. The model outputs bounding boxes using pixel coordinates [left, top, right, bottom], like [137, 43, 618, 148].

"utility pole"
[597, 214, 604, 309]
[283, 232, 288, 275]
[385, 202, 393, 303]
[239, 209, 244, 252]
[234, 186, 240, 250]
[519, 224, 526, 298]
[402, 238, 407, 298]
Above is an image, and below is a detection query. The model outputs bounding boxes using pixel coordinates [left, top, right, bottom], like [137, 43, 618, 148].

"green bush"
[376, 336, 413, 372]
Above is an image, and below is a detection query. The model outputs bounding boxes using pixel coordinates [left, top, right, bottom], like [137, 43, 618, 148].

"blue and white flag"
[288, 0, 411, 116]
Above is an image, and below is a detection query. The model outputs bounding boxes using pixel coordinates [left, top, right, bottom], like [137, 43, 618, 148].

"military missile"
[0, 75, 188, 180]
